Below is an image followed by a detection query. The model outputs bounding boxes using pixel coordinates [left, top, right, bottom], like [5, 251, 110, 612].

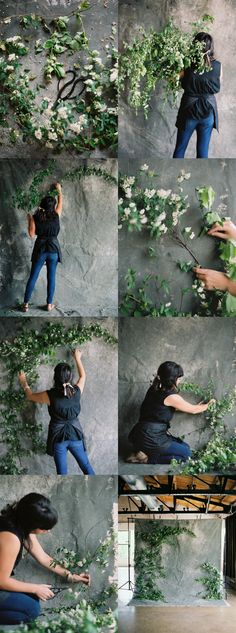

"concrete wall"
[0, 158, 117, 317]
[119, 0, 236, 159]
[119, 317, 236, 459]
[133, 518, 223, 605]
[0, 475, 117, 611]
[0, 0, 117, 159]
[119, 159, 236, 314]
[0, 317, 118, 475]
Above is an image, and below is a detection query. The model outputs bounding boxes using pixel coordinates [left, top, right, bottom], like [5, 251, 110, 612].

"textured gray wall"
[0, 158, 117, 317]
[119, 0, 236, 159]
[0, 475, 117, 611]
[0, 0, 117, 159]
[119, 317, 236, 464]
[133, 519, 223, 605]
[119, 159, 236, 314]
[0, 317, 118, 475]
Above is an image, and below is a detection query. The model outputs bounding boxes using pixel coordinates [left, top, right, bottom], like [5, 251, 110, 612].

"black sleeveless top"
[46, 385, 85, 455]
[176, 60, 221, 131]
[31, 213, 62, 263]
[139, 386, 176, 424]
[128, 386, 176, 451]
[0, 517, 24, 573]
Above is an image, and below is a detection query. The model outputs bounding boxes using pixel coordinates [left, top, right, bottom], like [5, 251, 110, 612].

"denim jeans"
[148, 439, 191, 465]
[0, 591, 40, 624]
[173, 111, 214, 158]
[24, 251, 58, 304]
[53, 440, 95, 475]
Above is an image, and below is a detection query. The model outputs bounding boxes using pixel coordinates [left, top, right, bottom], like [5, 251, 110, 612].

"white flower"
[160, 224, 168, 233]
[57, 106, 68, 120]
[110, 67, 118, 82]
[95, 87, 102, 97]
[45, 141, 53, 148]
[189, 232, 195, 240]
[123, 176, 135, 187]
[157, 189, 171, 198]
[129, 202, 136, 208]
[69, 122, 81, 134]
[141, 217, 148, 224]
[144, 188, 156, 199]
[139, 209, 145, 215]
[4, 17, 11, 24]
[34, 129, 42, 140]
[140, 164, 149, 171]
[84, 78, 94, 86]
[165, 302, 171, 307]
[8, 53, 16, 61]
[118, 198, 123, 205]
[184, 227, 191, 233]
[158, 211, 166, 222]
[6, 36, 21, 43]
[48, 131, 58, 141]
[125, 188, 132, 199]
[6, 65, 14, 72]
[124, 208, 130, 216]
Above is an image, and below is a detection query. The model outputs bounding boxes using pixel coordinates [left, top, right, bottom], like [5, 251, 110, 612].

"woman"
[127, 361, 215, 464]
[0, 492, 90, 625]
[19, 349, 95, 476]
[173, 33, 221, 159]
[194, 220, 236, 296]
[23, 182, 63, 312]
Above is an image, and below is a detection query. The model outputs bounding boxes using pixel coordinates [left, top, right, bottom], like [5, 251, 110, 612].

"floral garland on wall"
[118, 166, 236, 316]
[0, 321, 117, 475]
[119, 14, 214, 116]
[0, 2, 118, 152]
[196, 562, 224, 600]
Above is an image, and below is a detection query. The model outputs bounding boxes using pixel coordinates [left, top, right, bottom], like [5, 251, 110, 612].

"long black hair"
[152, 361, 184, 391]
[54, 362, 76, 398]
[0, 493, 58, 538]
[193, 32, 215, 68]
[35, 195, 57, 222]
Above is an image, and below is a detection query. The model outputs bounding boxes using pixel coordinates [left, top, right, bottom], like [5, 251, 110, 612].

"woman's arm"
[0, 532, 54, 600]
[193, 268, 236, 295]
[27, 213, 36, 238]
[72, 349, 86, 395]
[55, 183, 63, 216]
[208, 220, 236, 242]
[164, 394, 215, 414]
[28, 535, 90, 586]
[18, 371, 50, 405]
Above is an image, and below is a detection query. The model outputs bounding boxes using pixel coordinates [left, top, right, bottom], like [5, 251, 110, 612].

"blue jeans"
[148, 439, 191, 464]
[173, 111, 214, 158]
[0, 591, 40, 624]
[24, 251, 58, 304]
[53, 440, 95, 475]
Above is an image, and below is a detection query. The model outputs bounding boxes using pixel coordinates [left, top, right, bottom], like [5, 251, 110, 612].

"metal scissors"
[52, 70, 87, 109]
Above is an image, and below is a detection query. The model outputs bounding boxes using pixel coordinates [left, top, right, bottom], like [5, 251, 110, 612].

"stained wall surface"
[133, 518, 223, 605]
[119, 159, 236, 314]
[119, 0, 236, 159]
[119, 317, 236, 464]
[0, 158, 117, 316]
[0, 317, 118, 475]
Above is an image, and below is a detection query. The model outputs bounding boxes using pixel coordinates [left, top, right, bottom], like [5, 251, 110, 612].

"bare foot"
[47, 304, 55, 312]
[22, 303, 29, 312]
[126, 451, 148, 464]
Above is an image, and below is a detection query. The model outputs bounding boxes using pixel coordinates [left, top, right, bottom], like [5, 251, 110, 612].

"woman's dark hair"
[152, 361, 184, 391]
[193, 32, 215, 67]
[54, 362, 76, 398]
[0, 493, 58, 538]
[35, 195, 57, 222]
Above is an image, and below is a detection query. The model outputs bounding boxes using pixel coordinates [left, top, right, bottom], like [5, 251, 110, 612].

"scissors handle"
[53, 70, 87, 108]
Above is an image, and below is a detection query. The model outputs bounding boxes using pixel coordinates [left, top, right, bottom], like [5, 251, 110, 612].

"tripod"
[119, 517, 134, 591]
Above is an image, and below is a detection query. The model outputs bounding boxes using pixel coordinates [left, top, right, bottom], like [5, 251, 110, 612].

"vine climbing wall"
[0, 158, 117, 316]
[133, 519, 223, 605]
[119, 0, 236, 159]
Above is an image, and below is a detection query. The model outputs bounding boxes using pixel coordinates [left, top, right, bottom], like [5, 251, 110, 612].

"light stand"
[119, 517, 134, 591]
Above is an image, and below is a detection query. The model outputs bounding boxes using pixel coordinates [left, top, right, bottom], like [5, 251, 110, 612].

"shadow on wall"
[119, 0, 236, 159]
[0, 158, 117, 316]
[0, 475, 117, 611]
[118, 158, 236, 315]
[0, 317, 118, 475]
[118, 317, 236, 459]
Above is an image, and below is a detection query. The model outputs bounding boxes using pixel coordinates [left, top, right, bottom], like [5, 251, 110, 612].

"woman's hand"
[72, 348, 82, 361]
[70, 573, 90, 586]
[193, 268, 230, 291]
[55, 182, 62, 194]
[18, 371, 27, 386]
[207, 399, 216, 407]
[33, 584, 54, 601]
[208, 220, 236, 241]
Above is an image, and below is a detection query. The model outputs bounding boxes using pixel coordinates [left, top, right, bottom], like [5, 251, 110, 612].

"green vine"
[0, 4, 117, 152]
[0, 322, 117, 475]
[12, 161, 117, 212]
[196, 562, 224, 600]
[135, 523, 195, 601]
[119, 166, 235, 316]
[170, 382, 236, 474]
[119, 14, 214, 116]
